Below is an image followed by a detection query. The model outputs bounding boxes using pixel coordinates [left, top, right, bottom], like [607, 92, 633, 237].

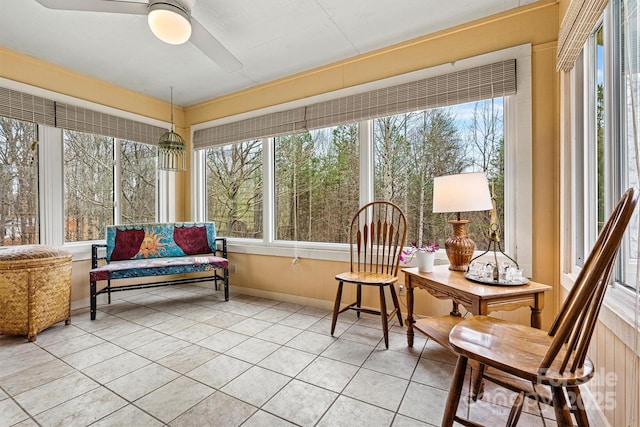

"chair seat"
[449, 316, 594, 386]
[413, 315, 464, 351]
[335, 271, 398, 285]
[482, 366, 554, 402]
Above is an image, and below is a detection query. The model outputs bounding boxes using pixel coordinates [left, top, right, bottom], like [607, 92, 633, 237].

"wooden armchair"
[441, 187, 638, 426]
[331, 201, 407, 349]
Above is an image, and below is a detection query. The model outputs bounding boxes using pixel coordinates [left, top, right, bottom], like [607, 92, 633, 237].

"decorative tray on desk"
[463, 272, 529, 286]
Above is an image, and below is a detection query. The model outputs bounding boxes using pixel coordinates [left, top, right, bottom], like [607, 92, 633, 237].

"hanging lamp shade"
[158, 87, 186, 171]
[158, 128, 186, 171]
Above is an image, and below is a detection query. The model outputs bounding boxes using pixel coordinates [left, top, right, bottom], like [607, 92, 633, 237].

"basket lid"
[0, 245, 71, 261]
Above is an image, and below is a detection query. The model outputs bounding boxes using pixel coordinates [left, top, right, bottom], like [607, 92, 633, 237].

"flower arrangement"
[399, 241, 439, 263]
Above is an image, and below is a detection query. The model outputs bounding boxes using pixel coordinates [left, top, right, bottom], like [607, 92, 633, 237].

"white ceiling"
[1, 0, 536, 107]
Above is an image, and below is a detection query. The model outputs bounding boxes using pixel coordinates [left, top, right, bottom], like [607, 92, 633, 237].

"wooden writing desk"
[403, 265, 552, 347]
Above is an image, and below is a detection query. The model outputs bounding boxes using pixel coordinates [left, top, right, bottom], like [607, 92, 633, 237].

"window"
[274, 125, 359, 243]
[0, 117, 38, 245]
[64, 130, 114, 241]
[374, 100, 504, 249]
[193, 45, 532, 268]
[120, 140, 157, 224]
[620, 0, 639, 287]
[594, 24, 606, 232]
[206, 139, 263, 238]
[0, 84, 170, 256]
[574, 0, 639, 289]
[63, 130, 158, 242]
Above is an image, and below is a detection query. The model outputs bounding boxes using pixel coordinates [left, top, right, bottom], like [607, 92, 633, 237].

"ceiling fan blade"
[34, 0, 148, 15]
[190, 18, 242, 72]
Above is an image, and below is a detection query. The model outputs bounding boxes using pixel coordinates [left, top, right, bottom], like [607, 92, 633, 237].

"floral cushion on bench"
[89, 255, 228, 282]
[106, 222, 217, 262]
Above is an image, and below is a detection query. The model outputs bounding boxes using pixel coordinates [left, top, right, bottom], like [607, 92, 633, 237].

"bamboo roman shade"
[557, 0, 610, 71]
[0, 87, 56, 126]
[55, 103, 168, 146]
[193, 107, 307, 150]
[193, 59, 517, 149]
[306, 60, 516, 130]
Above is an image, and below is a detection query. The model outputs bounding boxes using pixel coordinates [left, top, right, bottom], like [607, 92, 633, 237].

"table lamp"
[432, 172, 493, 271]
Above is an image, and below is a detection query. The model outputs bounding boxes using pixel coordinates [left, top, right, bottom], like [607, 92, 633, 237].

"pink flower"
[399, 241, 439, 263]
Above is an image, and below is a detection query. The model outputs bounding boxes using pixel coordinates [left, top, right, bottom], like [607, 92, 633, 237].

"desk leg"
[406, 280, 415, 347]
[530, 292, 544, 329]
[450, 301, 461, 316]
[530, 307, 542, 329]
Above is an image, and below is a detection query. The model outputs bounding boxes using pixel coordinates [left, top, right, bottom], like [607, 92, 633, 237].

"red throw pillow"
[174, 226, 211, 255]
[111, 228, 145, 261]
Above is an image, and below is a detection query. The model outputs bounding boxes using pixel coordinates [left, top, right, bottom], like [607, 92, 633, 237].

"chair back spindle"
[349, 201, 407, 277]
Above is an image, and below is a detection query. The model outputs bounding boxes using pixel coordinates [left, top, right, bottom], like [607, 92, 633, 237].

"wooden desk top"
[403, 265, 552, 297]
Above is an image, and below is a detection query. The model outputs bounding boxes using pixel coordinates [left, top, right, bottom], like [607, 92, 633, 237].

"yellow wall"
[1, 1, 560, 326]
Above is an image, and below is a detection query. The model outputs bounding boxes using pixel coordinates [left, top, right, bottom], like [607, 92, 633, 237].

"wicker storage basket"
[0, 245, 72, 342]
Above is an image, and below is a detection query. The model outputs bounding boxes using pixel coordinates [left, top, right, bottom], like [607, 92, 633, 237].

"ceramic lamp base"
[445, 219, 475, 271]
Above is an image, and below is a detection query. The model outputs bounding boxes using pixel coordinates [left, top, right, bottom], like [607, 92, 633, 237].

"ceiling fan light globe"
[148, 4, 191, 45]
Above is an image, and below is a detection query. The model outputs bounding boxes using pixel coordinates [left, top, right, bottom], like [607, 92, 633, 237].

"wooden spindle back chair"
[331, 201, 407, 348]
[442, 187, 639, 426]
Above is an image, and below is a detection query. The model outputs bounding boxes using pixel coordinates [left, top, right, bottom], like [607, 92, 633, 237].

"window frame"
[0, 77, 171, 260]
[562, 0, 639, 349]
[192, 45, 533, 271]
[570, 3, 638, 290]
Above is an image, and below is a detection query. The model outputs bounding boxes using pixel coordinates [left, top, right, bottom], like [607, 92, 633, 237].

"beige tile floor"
[0, 283, 558, 426]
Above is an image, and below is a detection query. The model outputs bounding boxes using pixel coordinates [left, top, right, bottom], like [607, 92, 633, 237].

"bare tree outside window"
[374, 100, 504, 251]
[64, 130, 114, 241]
[64, 132, 157, 240]
[205, 102, 501, 247]
[206, 140, 263, 238]
[0, 117, 38, 246]
[121, 140, 157, 224]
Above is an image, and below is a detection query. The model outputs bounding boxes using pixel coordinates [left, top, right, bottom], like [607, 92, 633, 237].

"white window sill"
[64, 240, 101, 262]
[226, 239, 498, 269]
[561, 272, 640, 355]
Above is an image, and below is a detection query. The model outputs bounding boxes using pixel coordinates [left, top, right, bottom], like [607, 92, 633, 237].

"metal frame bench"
[89, 222, 229, 320]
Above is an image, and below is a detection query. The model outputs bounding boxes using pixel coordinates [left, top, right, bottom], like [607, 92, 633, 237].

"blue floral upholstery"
[105, 222, 217, 262]
[89, 255, 227, 282]
[88, 222, 228, 320]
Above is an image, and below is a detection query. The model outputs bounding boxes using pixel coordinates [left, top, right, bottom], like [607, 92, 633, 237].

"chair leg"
[379, 285, 389, 348]
[471, 362, 485, 401]
[442, 355, 468, 426]
[356, 284, 362, 318]
[506, 391, 525, 427]
[331, 281, 344, 336]
[568, 386, 590, 427]
[551, 386, 574, 427]
[389, 284, 403, 326]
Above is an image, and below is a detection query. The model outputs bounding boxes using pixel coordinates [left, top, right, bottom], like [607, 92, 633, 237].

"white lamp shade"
[148, 2, 192, 45]
[432, 172, 493, 213]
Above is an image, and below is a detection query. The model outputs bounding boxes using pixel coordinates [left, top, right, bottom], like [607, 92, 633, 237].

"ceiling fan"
[33, 0, 242, 72]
